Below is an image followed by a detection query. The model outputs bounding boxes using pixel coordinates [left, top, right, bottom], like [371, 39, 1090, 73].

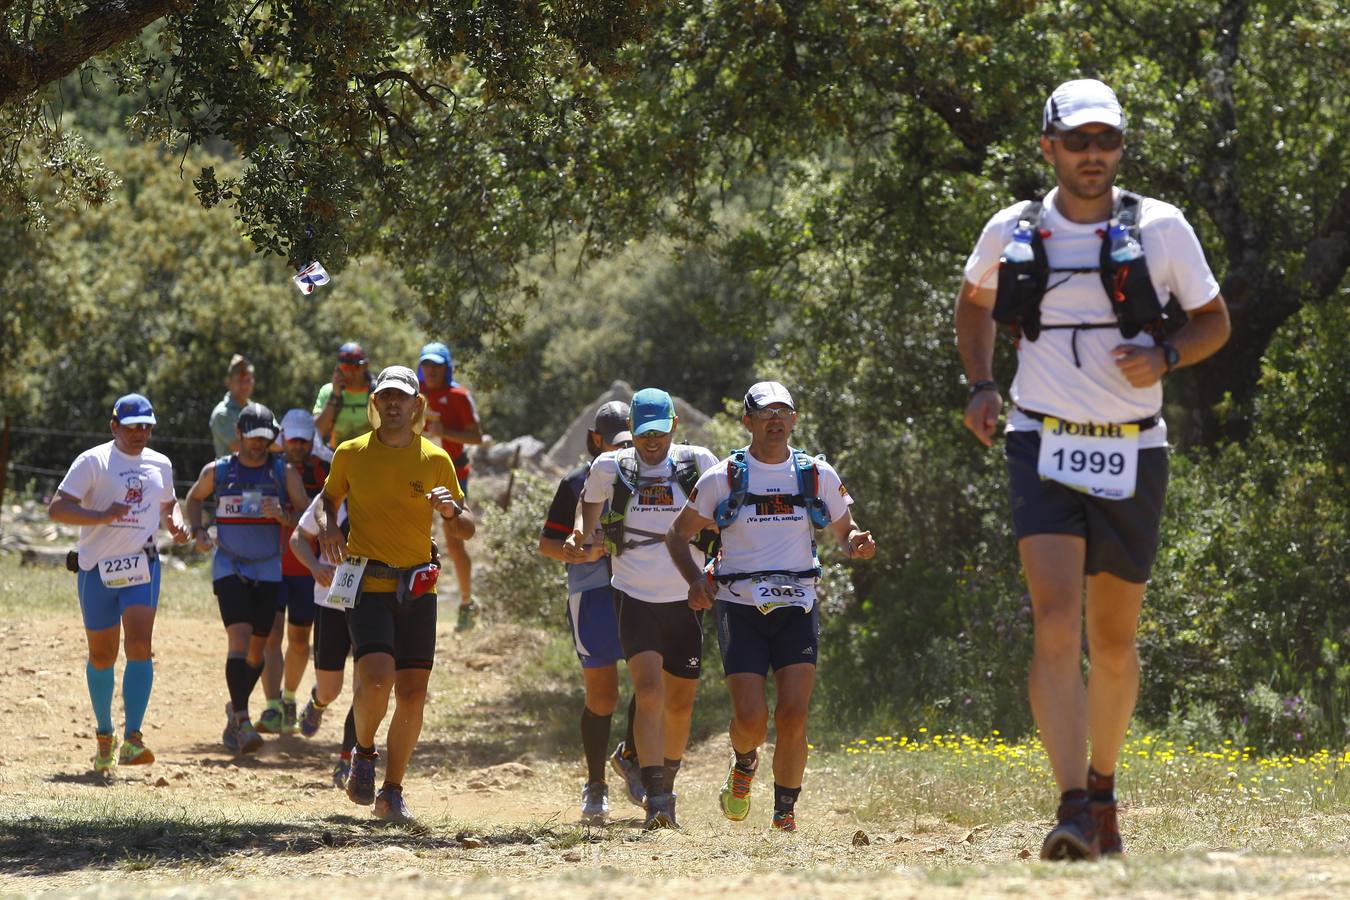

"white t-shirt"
[690, 450, 853, 606]
[296, 494, 348, 610]
[963, 188, 1220, 449]
[583, 445, 720, 603]
[57, 442, 176, 570]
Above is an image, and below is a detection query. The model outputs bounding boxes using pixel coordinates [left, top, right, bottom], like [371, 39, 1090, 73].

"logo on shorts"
[687, 656, 700, 667]
[123, 475, 144, 506]
[409, 479, 425, 497]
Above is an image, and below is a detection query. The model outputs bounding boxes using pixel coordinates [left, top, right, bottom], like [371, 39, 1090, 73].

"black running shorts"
[346, 591, 437, 670]
[613, 589, 704, 680]
[1006, 429, 1169, 584]
[715, 599, 819, 677]
[313, 604, 352, 672]
[214, 575, 279, 636]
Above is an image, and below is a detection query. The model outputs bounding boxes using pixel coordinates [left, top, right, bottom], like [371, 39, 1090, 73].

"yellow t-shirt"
[324, 431, 462, 591]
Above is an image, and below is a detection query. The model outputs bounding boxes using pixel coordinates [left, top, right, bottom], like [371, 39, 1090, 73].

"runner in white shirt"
[48, 394, 190, 774]
[289, 494, 363, 789]
[564, 388, 718, 830]
[666, 382, 875, 832]
[955, 79, 1230, 860]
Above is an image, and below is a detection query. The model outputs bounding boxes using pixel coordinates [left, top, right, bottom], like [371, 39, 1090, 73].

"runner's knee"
[123, 636, 152, 660]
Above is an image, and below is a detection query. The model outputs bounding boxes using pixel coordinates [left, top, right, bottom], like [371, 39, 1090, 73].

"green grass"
[0, 553, 218, 618]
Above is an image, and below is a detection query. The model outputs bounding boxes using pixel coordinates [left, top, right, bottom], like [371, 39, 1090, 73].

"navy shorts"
[715, 599, 819, 677]
[77, 556, 161, 632]
[566, 586, 624, 669]
[614, 589, 703, 680]
[1006, 429, 1169, 584]
[214, 575, 279, 636]
[276, 573, 317, 625]
[313, 605, 352, 672]
[347, 591, 437, 671]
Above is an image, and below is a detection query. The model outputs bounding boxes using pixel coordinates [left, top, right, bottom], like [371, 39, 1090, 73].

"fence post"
[0, 415, 11, 519]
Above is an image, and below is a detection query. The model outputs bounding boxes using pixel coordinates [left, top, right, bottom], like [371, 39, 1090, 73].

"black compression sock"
[245, 662, 264, 703]
[774, 783, 801, 814]
[663, 757, 682, 791]
[623, 696, 637, 757]
[342, 707, 357, 755]
[380, 781, 401, 793]
[580, 707, 614, 784]
[1087, 766, 1115, 801]
[640, 765, 666, 796]
[734, 747, 758, 773]
[225, 656, 252, 717]
[355, 742, 376, 757]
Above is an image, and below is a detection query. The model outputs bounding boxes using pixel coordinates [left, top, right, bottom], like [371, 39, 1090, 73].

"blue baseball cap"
[630, 388, 676, 436]
[419, 342, 452, 367]
[112, 393, 156, 426]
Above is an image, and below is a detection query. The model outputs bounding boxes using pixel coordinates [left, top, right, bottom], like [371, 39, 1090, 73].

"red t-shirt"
[281, 455, 329, 577]
[422, 382, 480, 479]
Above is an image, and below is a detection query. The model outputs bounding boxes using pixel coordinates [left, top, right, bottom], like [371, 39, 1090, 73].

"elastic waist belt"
[713, 567, 820, 585]
[364, 559, 429, 581]
[1016, 405, 1160, 431]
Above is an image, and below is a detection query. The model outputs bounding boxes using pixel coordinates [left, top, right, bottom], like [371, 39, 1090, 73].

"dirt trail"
[3, 604, 1350, 897]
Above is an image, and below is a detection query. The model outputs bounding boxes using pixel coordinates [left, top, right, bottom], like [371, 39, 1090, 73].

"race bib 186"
[1037, 417, 1140, 500]
[98, 551, 151, 588]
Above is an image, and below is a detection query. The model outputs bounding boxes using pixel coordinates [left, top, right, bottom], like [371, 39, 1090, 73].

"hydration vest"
[600, 447, 716, 557]
[992, 191, 1189, 350]
[213, 454, 288, 567]
[713, 447, 832, 530]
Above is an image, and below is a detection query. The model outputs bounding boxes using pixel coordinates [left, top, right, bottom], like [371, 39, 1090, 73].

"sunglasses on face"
[635, 430, 670, 440]
[1050, 129, 1124, 152]
[338, 357, 365, 366]
[749, 407, 795, 421]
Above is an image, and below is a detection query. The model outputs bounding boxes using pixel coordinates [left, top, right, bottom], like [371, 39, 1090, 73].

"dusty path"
[3, 589, 1350, 897]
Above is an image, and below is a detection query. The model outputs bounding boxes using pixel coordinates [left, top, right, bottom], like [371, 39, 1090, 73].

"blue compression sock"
[122, 659, 154, 737]
[85, 661, 115, 735]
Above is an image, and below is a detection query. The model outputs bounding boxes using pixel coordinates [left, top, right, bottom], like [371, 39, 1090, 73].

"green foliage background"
[3, 1, 1350, 750]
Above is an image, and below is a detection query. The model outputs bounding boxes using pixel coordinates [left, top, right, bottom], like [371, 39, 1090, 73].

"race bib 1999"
[98, 551, 151, 588]
[1037, 417, 1140, 500]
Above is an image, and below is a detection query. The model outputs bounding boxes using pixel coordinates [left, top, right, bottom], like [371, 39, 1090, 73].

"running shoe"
[93, 733, 118, 774]
[118, 730, 155, 766]
[299, 689, 325, 738]
[719, 754, 757, 821]
[346, 750, 378, 805]
[643, 792, 678, 830]
[222, 703, 240, 753]
[609, 742, 645, 808]
[455, 602, 478, 633]
[332, 755, 352, 790]
[581, 781, 610, 824]
[256, 700, 284, 735]
[237, 719, 265, 754]
[771, 810, 797, 832]
[1092, 798, 1124, 856]
[282, 697, 299, 735]
[374, 785, 414, 824]
[1040, 795, 1100, 861]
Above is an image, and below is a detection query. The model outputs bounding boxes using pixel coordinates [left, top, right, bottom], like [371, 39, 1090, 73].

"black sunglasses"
[1050, 129, 1124, 152]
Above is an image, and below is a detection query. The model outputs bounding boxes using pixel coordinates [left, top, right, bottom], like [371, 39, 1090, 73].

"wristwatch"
[968, 379, 999, 398]
[1160, 342, 1180, 373]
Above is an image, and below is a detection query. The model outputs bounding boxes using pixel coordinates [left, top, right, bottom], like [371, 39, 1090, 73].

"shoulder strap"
[215, 455, 234, 491]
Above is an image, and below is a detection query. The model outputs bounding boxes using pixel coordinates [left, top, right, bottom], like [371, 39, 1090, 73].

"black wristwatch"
[968, 379, 999, 398]
[1160, 342, 1180, 373]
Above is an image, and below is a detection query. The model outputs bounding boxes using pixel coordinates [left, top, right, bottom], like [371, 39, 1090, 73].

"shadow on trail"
[0, 808, 592, 878]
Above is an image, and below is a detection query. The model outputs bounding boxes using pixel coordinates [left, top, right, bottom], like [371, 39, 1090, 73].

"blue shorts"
[276, 574, 318, 625]
[77, 556, 161, 632]
[715, 598, 818, 677]
[566, 586, 624, 669]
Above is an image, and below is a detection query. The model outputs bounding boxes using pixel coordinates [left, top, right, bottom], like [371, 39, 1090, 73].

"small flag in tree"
[293, 261, 330, 294]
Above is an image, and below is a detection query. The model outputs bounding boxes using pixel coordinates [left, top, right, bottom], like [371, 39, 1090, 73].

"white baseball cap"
[1043, 79, 1125, 132]
[744, 381, 795, 413]
[280, 408, 316, 442]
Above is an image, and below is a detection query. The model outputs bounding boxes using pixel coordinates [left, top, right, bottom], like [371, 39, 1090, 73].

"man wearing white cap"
[955, 78, 1231, 859]
[256, 409, 329, 735]
[667, 381, 875, 833]
[49, 393, 191, 773]
[317, 365, 474, 823]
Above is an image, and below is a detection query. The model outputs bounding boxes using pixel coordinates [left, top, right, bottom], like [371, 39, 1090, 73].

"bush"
[475, 473, 569, 627]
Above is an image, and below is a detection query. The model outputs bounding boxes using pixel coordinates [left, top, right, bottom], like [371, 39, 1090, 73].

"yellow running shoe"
[93, 733, 118, 774]
[118, 730, 155, 766]
[719, 755, 756, 821]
